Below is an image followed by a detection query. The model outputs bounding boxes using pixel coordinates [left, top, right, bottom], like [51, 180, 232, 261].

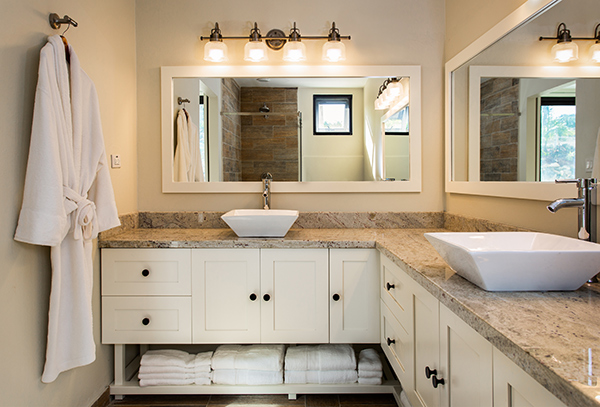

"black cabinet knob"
[332, 293, 340, 301]
[141, 269, 150, 277]
[386, 282, 395, 291]
[387, 337, 395, 346]
[142, 317, 150, 326]
[249, 293, 257, 301]
[432, 375, 445, 388]
[263, 293, 271, 302]
[425, 366, 437, 379]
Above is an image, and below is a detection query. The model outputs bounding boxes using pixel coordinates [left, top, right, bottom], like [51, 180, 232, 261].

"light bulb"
[591, 43, 600, 63]
[322, 41, 346, 62]
[244, 41, 268, 62]
[283, 41, 306, 62]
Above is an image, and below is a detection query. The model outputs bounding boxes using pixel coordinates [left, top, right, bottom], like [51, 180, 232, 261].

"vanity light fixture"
[244, 23, 268, 62]
[204, 23, 228, 62]
[200, 22, 350, 63]
[374, 78, 404, 111]
[282, 23, 307, 62]
[539, 23, 600, 63]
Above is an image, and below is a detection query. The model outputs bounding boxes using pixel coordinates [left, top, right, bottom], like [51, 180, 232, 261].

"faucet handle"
[555, 179, 586, 189]
[261, 172, 273, 180]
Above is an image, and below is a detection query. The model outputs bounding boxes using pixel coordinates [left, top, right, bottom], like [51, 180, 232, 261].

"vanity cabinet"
[381, 253, 493, 407]
[102, 248, 376, 345]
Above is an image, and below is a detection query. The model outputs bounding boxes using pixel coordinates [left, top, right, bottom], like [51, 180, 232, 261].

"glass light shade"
[374, 97, 387, 110]
[283, 41, 307, 62]
[386, 81, 404, 98]
[591, 43, 600, 63]
[244, 41, 268, 62]
[552, 41, 578, 63]
[204, 41, 228, 62]
[322, 41, 346, 62]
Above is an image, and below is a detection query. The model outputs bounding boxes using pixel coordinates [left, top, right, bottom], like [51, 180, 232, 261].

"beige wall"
[136, 0, 445, 212]
[0, 0, 137, 406]
[444, 0, 600, 238]
[445, 0, 528, 60]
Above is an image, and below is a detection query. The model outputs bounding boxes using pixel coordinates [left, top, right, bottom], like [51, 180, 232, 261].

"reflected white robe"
[14, 35, 120, 383]
[174, 109, 204, 182]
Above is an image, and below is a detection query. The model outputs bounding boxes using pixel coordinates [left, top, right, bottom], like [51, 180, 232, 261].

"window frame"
[312, 94, 353, 136]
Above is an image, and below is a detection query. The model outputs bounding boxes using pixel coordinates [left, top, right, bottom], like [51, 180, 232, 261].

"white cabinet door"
[260, 248, 329, 343]
[439, 303, 493, 407]
[412, 281, 441, 407]
[493, 348, 567, 407]
[330, 249, 379, 343]
[192, 249, 260, 343]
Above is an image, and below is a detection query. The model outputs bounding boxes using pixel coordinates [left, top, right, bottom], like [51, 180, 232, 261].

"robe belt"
[63, 186, 99, 241]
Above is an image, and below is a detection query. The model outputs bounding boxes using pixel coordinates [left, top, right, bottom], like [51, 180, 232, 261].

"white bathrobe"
[174, 109, 204, 182]
[14, 35, 120, 383]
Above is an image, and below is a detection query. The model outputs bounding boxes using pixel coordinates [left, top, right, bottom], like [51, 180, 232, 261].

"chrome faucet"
[261, 172, 273, 210]
[547, 178, 597, 242]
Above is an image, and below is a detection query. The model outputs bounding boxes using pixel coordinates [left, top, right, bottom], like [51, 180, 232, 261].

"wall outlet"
[111, 154, 121, 169]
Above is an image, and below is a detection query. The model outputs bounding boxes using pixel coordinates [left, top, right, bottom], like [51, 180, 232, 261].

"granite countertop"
[99, 228, 600, 407]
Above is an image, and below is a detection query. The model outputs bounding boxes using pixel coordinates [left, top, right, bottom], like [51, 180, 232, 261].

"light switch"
[111, 154, 121, 169]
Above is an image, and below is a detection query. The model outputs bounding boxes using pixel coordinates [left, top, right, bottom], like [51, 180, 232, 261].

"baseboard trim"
[90, 387, 111, 407]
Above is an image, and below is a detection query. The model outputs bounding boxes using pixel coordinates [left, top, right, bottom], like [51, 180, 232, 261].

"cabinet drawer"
[102, 249, 191, 296]
[380, 254, 412, 328]
[102, 296, 192, 344]
[381, 300, 414, 392]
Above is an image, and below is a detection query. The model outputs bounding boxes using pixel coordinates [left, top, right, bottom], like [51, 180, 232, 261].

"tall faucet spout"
[546, 198, 583, 213]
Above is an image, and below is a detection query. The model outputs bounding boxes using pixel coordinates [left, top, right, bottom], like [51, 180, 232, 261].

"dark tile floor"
[108, 393, 398, 407]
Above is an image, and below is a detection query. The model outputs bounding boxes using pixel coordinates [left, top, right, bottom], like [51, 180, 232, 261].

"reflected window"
[539, 97, 576, 182]
[313, 94, 352, 135]
[384, 106, 409, 135]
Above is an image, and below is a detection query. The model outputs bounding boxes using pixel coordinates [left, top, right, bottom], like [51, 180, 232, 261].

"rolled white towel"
[138, 371, 211, 380]
[358, 348, 382, 375]
[284, 344, 356, 372]
[284, 370, 358, 384]
[212, 345, 285, 372]
[358, 376, 382, 385]
[211, 369, 283, 385]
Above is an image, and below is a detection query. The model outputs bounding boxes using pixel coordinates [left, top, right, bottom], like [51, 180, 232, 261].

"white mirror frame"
[443, 0, 583, 201]
[468, 65, 600, 183]
[161, 65, 421, 193]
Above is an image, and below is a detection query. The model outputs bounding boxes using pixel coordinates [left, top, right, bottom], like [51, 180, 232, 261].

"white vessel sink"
[424, 232, 600, 291]
[221, 209, 299, 238]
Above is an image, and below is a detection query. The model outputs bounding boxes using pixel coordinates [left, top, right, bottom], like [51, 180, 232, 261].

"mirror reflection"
[170, 76, 411, 183]
[450, 0, 600, 184]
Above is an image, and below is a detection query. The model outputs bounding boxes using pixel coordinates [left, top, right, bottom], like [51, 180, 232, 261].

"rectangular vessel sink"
[424, 232, 600, 291]
[221, 209, 299, 238]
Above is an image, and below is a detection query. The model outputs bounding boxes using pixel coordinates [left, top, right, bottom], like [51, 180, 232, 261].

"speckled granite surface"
[99, 227, 600, 407]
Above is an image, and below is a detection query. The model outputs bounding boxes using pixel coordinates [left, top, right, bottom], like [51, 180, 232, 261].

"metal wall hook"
[49, 13, 78, 30]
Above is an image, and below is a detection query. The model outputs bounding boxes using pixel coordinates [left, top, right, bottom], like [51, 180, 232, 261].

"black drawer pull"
[432, 375, 445, 388]
[425, 366, 437, 379]
[141, 269, 150, 277]
[142, 317, 150, 326]
[386, 282, 395, 291]
[332, 293, 340, 301]
[387, 337, 395, 346]
[249, 293, 257, 301]
[263, 293, 271, 302]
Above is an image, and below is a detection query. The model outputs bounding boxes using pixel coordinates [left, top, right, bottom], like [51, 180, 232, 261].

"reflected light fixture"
[203, 23, 228, 62]
[244, 23, 268, 62]
[591, 24, 600, 63]
[374, 78, 404, 111]
[322, 22, 346, 62]
[200, 22, 350, 63]
[282, 23, 307, 62]
[539, 22, 600, 63]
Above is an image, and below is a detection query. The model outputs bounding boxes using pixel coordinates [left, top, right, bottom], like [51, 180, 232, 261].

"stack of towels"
[358, 348, 383, 384]
[211, 344, 285, 385]
[138, 349, 213, 387]
[284, 344, 358, 384]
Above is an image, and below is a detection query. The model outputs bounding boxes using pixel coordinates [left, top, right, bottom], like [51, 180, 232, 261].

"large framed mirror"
[161, 66, 421, 193]
[445, 0, 600, 200]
